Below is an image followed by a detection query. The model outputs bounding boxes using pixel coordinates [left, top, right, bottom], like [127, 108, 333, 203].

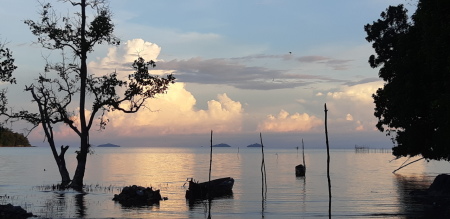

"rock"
[113, 185, 163, 207]
[0, 204, 34, 219]
[428, 174, 450, 196]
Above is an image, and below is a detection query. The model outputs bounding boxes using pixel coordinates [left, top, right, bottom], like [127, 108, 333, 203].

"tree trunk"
[48, 142, 71, 187]
[45, 133, 71, 187]
[71, 135, 89, 191]
[46, 137, 72, 187]
[28, 87, 72, 187]
[58, 145, 71, 187]
[70, 0, 89, 192]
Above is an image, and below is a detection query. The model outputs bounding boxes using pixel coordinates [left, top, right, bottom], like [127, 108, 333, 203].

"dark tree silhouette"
[0, 41, 17, 132]
[365, 1, 450, 161]
[0, 41, 16, 84]
[1, 0, 175, 190]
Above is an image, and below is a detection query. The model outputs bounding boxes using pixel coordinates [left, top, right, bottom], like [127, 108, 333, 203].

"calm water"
[0, 146, 449, 218]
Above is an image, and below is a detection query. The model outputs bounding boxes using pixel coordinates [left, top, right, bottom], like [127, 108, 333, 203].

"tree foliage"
[365, 1, 450, 161]
[1, 0, 175, 189]
[0, 42, 16, 84]
[0, 41, 17, 132]
[0, 126, 31, 146]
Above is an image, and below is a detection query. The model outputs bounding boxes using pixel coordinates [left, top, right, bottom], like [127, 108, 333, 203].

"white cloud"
[102, 82, 243, 136]
[327, 81, 381, 103]
[346, 114, 353, 121]
[88, 38, 163, 77]
[325, 81, 383, 132]
[27, 82, 245, 143]
[37, 39, 245, 140]
[257, 109, 323, 132]
[355, 121, 364, 131]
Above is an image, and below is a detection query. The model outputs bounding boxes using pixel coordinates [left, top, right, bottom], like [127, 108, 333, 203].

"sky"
[0, 0, 417, 149]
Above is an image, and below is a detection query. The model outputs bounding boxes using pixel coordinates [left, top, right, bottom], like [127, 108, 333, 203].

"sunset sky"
[0, 0, 416, 148]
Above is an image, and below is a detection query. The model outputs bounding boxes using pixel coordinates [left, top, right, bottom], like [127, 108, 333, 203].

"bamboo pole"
[208, 130, 213, 219]
[260, 133, 267, 198]
[324, 103, 331, 219]
[209, 130, 213, 185]
[302, 138, 306, 168]
[259, 132, 267, 217]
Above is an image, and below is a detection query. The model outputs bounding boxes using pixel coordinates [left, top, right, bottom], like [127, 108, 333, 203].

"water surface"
[0, 146, 448, 218]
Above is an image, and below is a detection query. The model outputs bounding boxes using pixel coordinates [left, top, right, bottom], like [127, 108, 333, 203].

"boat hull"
[185, 177, 234, 200]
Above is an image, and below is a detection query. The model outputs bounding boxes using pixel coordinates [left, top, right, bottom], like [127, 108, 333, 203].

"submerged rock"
[113, 185, 163, 207]
[410, 174, 450, 217]
[0, 204, 34, 219]
[428, 174, 450, 196]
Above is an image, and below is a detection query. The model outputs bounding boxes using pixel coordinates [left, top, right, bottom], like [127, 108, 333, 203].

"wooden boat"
[185, 177, 234, 199]
[295, 139, 306, 177]
[295, 164, 306, 177]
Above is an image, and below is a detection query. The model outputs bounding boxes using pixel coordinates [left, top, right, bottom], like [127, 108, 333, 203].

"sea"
[0, 146, 449, 218]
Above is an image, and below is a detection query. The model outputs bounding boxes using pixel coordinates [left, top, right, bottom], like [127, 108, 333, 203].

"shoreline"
[0, 145, 35, 147]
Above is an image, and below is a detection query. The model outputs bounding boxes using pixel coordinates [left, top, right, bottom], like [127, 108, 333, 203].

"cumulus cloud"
[355, 121, 364, 131]
[325, 81, 383, 132]
[88, 39, 164, 77]
[346, 114, 353, 121]
[327, 81, 381, 103]
[101, 82, 243, 136]
[26, 38, 379, 144]
[28, 82, 245, 143]
[257, 109, 323, 132]
[86, 39, 245, 137]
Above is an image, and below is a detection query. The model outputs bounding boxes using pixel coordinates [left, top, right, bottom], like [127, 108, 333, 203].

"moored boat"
[185, 177, 234, 200]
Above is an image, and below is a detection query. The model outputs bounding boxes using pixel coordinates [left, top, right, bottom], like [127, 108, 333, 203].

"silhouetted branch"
[392, 157, 425, 173]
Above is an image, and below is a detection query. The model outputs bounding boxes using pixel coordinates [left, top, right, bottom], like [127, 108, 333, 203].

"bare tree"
[2, 0, 175, 190]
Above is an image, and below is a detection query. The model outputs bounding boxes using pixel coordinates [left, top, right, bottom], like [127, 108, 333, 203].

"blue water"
[0, 146, 449, 218]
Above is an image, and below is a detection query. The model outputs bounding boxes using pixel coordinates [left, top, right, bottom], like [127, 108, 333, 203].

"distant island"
[247, 143, 262, 147]
[97, 143, 121, 147]
[0, 127, 31, 147]
[212, 143, 231, 147]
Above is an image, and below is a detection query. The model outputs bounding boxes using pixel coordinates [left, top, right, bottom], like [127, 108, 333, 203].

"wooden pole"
[302, 138, 306, 168]
[208, 130, 213, 219]
[260, 133, 267, 196]
[259, 132, 267, 217]
[324, 104, 331, 219]
[209, 130, 213, 184]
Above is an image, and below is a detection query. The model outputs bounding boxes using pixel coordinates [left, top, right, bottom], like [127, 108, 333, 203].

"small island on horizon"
[97, 143, 121, 147]
[247, 143, 262, 147]
[212, 143, 231, 147]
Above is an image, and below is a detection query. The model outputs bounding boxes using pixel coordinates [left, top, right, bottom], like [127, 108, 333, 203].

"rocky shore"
[0, 204, 34, 219]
